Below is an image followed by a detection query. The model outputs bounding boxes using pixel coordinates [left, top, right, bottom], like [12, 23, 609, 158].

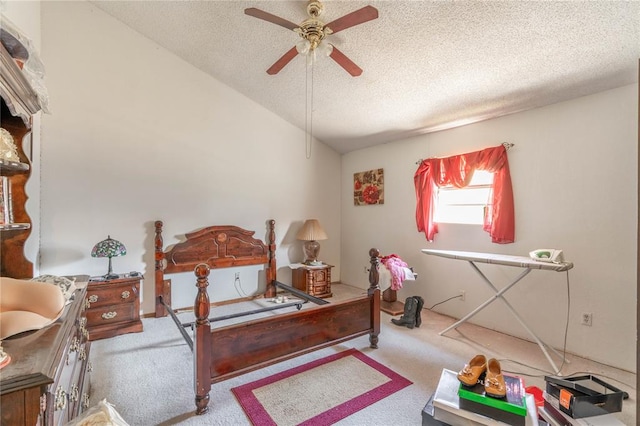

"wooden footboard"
[192, 249, 381, 415]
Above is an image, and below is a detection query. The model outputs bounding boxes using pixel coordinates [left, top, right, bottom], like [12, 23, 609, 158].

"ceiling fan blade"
[329, 46, 363, 77]
[324, 5, 378, 34]
[244, 8, 299, 31]
[267, 46, 299, 75]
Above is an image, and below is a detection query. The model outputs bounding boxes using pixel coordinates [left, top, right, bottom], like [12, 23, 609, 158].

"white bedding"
[378, 263, 415, 291]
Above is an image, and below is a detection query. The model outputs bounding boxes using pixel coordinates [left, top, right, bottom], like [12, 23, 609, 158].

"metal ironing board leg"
[438, 265, 531, 335]
[439, 260, 569, 374]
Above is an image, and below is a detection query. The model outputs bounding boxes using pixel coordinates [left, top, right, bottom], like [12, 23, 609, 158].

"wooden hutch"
[0, 38, 38, 278]
[0, 33, 92, 425]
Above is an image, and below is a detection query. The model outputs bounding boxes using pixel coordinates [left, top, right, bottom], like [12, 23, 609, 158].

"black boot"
[391, 297, 418, 329]
[413, 296, 424, 327]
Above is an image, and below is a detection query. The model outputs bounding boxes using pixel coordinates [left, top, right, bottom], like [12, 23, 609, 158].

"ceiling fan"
[245, 0, 378, 77]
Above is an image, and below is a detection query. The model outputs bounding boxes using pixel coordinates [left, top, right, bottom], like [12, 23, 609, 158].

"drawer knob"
[88, 294, 98, 303]
[70, 384, 79, 402]
[55, 386, 67, 410]
[101, 311, 117, 320]
[82, 393, 90, 409]
[121, 290, 130, 299]
[70, 337, 79, 353]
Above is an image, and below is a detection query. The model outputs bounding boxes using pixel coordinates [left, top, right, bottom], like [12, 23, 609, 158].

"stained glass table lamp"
[91, 235, 126, 280]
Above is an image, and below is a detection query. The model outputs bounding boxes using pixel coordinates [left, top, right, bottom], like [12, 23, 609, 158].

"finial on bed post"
[265, 219, 277, 298]
[154, 221, 169, 318]
[194, 263, 211, 415]
[368, 248, 380, 349]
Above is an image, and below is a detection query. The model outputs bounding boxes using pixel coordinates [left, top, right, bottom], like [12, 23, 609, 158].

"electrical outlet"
[581, 312, 593, 326]
[235, 272, 240, 280]
[363, 266, 368, 274]
[459, 290, 465, 301]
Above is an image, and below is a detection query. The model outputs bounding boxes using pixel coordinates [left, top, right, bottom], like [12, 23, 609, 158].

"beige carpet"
[88, 283, 636, 425]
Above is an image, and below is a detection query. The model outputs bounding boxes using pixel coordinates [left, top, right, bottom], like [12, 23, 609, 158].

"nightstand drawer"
[86, 283, 137, 308]
[86, 303, 136, 325]
[311, 269, 329, 284]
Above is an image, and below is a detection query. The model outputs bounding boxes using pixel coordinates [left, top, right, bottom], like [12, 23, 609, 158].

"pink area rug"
[231, 348, 412, 426]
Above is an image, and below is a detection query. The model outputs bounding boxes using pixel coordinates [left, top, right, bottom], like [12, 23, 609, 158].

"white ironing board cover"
[421, 249, 573, 272]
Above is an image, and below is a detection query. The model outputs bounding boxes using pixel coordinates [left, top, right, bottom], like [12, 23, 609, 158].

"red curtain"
[414, 144, 515, 243]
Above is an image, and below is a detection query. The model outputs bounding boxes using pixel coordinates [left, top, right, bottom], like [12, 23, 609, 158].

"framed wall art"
[354, 168, 384, 206]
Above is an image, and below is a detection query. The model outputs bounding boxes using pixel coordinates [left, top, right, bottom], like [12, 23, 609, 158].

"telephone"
[529, 249, 564, 263]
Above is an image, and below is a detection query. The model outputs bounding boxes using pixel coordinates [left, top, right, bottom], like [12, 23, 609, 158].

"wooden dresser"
[86, 274, 143, 341]
[0, 284, 91, 425]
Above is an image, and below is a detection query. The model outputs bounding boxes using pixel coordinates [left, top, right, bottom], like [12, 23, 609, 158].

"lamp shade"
[296, 219, 327, 241]
[296, 220, 327, 265]
[91, 236, 126, 279]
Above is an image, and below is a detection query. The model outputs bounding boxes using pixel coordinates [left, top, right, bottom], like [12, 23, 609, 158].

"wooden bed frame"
[154, 219, 381, 415]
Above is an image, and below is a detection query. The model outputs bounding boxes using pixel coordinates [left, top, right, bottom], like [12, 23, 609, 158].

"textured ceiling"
[89, 1, 640, 154]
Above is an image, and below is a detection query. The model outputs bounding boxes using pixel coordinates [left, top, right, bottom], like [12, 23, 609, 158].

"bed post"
[368, 248, 381, 349]
[154, 221, 170, 317]
[194, 263, 212, 415]
[264, 219, 277, 298]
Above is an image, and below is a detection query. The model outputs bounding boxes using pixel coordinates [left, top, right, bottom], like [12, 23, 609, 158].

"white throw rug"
[231, 348, 411, 425]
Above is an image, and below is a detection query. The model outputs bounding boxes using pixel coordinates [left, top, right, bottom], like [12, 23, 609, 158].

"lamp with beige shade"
[296, 219, 327, 266]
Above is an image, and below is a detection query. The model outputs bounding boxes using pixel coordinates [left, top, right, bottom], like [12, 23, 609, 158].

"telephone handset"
[529, 249, 564, 263]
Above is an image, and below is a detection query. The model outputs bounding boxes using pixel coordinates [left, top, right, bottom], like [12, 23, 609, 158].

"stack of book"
[422, 368, 538, 426]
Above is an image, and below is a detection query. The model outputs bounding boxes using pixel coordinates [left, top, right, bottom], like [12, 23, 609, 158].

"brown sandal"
[457, 354, 487, 386]
[484, 358, 506, 398]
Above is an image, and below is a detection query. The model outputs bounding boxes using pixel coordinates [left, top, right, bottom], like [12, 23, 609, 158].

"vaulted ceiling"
[90, 1, 640, 154]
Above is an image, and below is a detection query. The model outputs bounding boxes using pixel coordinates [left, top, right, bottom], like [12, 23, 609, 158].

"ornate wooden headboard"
[154, 220, 277, 317]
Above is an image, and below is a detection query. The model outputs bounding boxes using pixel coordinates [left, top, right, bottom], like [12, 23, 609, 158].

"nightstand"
[291, 264, 333, 298]
[86, 274, 143, 340]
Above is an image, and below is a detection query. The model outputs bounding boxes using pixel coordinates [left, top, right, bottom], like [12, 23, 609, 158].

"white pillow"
[30, 275, 77, 300]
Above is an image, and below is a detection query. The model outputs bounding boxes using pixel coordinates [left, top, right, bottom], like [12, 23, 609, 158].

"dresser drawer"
[51, 313, 90, 425]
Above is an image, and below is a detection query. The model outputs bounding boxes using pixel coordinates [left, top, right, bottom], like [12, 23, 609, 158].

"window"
[434, 170, 494, 225]
[414, 144, 515, 243]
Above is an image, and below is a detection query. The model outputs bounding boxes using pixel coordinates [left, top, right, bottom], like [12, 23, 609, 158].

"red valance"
[414, 144, 515, 243]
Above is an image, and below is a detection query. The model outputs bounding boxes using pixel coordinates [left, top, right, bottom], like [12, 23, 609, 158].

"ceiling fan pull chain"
[305, 57, 312, 159]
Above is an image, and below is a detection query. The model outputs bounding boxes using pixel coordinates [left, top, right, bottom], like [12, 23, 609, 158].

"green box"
[458, 373, 527, 425]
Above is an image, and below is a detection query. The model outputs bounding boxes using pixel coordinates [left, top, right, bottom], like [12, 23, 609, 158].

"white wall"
[2, 1, 42, 275]
[39, 1, 342, 313]
[341, 84, 638, 372]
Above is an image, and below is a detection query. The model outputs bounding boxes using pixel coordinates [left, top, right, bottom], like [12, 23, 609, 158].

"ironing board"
[421, 249, 573, 374]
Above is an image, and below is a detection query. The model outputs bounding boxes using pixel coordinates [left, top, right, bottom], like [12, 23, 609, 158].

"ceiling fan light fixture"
[317, 41, 333, 57]
[296, 39, 311, 55]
